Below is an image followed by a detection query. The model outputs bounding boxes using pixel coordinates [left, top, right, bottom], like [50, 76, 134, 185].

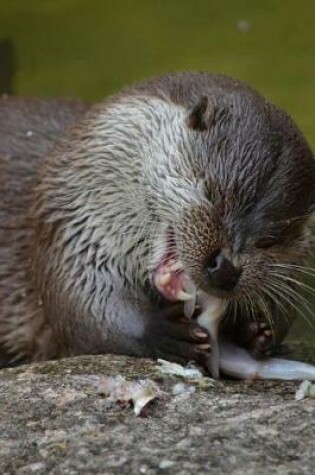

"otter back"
[0, 97, 89, 363]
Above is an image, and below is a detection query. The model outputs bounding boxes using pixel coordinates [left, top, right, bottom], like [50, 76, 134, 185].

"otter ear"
[187, 96, 215, 131]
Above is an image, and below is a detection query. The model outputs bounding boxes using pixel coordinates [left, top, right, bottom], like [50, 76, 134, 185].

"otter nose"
[205, 251, 241, 291]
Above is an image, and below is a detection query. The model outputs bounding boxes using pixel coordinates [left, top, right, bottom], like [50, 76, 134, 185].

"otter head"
[150, 93, 315, 321]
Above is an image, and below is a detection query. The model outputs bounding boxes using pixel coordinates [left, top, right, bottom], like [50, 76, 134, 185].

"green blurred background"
[0, 0, 314, 148]
[0, 0, 314, 340]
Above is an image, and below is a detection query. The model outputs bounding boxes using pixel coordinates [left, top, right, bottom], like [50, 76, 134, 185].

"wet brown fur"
[0, 73, 314, 366]
[0, 96, 90, 362]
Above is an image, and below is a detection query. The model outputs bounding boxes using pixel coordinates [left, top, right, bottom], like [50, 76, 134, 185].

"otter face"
[151, 94, 315, 316]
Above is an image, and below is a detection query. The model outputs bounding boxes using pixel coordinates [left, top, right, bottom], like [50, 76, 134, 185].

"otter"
[0, 72, 314, 375]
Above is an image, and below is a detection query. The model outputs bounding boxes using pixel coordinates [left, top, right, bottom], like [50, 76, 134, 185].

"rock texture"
[0, 344, 314, 475]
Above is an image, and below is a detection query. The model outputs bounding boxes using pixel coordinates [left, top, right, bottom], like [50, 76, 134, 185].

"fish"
[184, 288, 315, 381]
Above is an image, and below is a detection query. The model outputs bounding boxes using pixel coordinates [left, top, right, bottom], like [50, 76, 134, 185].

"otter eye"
[255, 236, 284, 249]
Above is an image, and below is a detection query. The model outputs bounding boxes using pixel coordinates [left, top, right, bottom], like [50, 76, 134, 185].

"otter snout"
[205, 251, 241, 292]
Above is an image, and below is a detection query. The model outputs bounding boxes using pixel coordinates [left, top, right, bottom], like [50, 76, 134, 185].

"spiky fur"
[0, 73, 314, 363]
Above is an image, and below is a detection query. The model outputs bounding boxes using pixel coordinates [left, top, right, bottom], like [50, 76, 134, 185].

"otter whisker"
[266, 279, 315, 329]
[270, 273, 315, 296]
[258, 281, 288, 322]
[231, 298, 238, 326]
[269, 269, 315, 299]
[272, 283, 315, 328]
[253, 291, 276, 343]
[272, 263, 315, 279]
[259, 280, 297, 332]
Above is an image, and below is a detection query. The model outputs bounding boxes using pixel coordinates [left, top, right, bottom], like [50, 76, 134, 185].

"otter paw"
[145, 305, 212, 370]
[242, 322, 274, 358]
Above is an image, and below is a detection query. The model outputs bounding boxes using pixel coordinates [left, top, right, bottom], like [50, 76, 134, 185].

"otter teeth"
[176, 290, 196, 301]
[154, 260, 185, 288]
[156, 272, 172, 286]
[154, 259, 194, 301]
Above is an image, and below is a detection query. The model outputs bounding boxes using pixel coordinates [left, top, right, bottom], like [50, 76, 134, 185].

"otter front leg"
[143, 304, 212, 368]
[222, 301, 295, 358]
[97, 295, 212, 370]
[64, 287, 212, 369]
[227, 320, 278, 358]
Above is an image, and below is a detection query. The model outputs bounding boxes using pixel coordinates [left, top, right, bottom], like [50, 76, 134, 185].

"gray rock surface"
[1, 343, 314, 475]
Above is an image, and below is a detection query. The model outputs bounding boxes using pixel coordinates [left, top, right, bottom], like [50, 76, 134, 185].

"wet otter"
[0, 72, 314, 373]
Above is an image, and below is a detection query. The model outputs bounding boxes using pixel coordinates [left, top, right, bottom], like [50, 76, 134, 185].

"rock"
[0, 344, 314, 474]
